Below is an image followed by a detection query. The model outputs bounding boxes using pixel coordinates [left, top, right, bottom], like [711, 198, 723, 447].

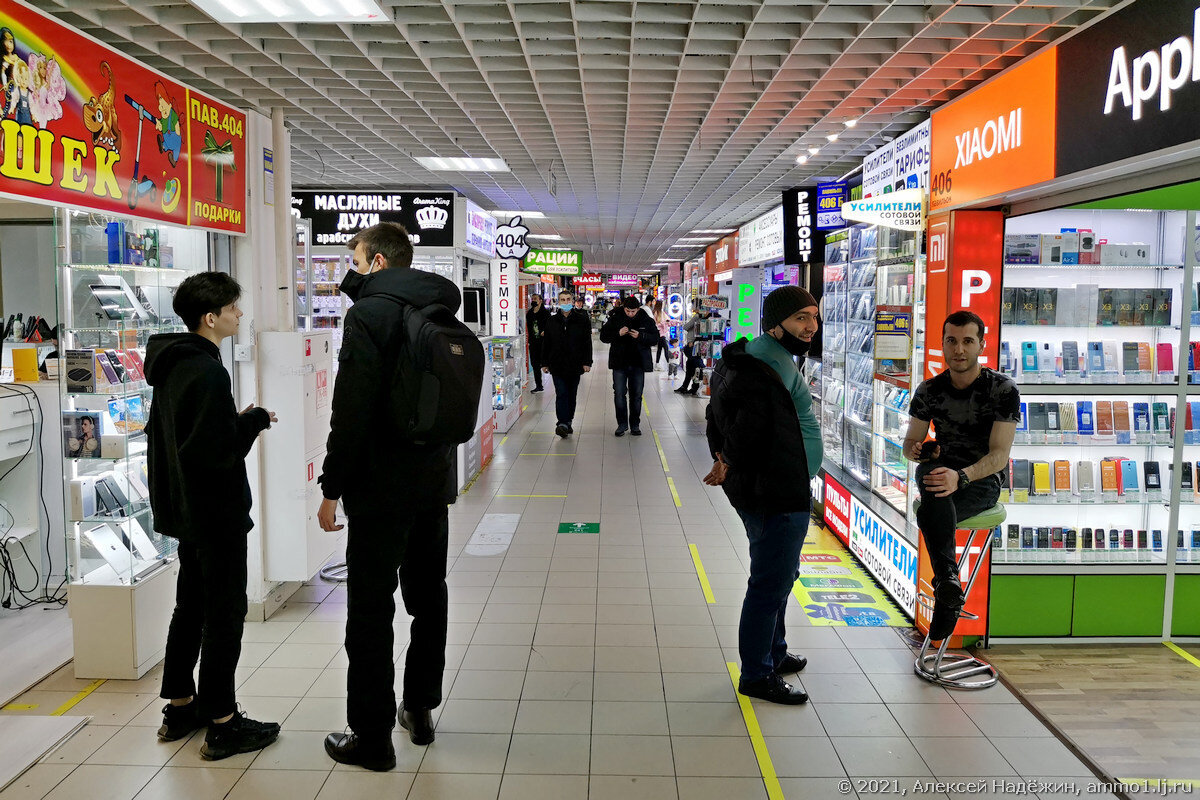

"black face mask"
[339, 269, 368, 302]
[776, 328, 810, 356]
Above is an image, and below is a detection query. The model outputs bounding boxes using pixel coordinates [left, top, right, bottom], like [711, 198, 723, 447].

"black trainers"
[738, 673, 808, 705]
[928, 577, 965, 641]
[775, 653, 808, 674]
[324, 731, 396, 771]
[555, 423, 569, 438]
[157, 701, 202, 742]
[200, 710, 280, 761]
[615, 426, 627, 437]
[630, 428, 642, 436]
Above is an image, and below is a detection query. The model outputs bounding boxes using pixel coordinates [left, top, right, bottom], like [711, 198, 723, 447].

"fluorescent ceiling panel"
[190, 0, 389, 23]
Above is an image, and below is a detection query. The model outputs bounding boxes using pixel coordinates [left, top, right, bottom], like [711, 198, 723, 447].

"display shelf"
[1005, 263, 1182, 271]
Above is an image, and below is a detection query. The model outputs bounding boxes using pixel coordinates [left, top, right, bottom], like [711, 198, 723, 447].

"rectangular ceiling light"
[191, 0, 389, 22]
[489, 210, 545, 219]
[415, 156, 510, 172]
[690, 229, 735, 234]
[527, 234, 563, 240]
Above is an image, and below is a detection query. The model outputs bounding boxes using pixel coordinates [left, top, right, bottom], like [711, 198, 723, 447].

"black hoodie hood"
[144, 333, 220, 387]
[357, 266, 461, 313]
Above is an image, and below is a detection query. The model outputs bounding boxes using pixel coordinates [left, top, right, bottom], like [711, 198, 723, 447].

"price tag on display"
[1079, 488, 1096, 504]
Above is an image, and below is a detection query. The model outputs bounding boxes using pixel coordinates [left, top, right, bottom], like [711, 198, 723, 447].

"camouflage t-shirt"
[909, 367, 1021, 472]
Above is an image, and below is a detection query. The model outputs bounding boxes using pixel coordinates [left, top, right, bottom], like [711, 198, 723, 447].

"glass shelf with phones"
[55, 209, 217, 587]
[820, 231, 849, 467]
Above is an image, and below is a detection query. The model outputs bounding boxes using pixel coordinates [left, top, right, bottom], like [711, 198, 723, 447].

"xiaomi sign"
[929, 49, 1058, 211]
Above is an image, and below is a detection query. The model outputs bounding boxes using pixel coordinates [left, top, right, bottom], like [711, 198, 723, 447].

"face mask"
[559, 303, 573, 313]
[339, 269, 368, 302]
[776, 328, 810, 356]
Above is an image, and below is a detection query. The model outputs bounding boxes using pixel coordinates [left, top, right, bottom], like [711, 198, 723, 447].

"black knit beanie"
[762, 285, 817, 331]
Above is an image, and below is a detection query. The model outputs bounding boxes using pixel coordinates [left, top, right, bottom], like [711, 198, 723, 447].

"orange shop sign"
[929, 48, 1057, 211]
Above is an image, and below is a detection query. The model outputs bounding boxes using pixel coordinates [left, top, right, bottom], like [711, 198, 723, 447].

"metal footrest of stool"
[319, 560, 349, 583]
[912, 503, 1005, 690]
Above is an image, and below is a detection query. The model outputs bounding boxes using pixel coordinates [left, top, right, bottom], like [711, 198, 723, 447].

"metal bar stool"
[913, 503, 1005, 690]
[319, 560, 349, 582]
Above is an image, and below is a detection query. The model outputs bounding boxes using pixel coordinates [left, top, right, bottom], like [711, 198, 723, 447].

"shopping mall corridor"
[0, 352, 1119, 800]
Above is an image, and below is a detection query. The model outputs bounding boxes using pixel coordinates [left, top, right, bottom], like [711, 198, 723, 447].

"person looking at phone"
[903, 310, 1020, 642]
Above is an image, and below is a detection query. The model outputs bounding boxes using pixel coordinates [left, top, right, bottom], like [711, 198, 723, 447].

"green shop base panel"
[991, 574, 1170, 637]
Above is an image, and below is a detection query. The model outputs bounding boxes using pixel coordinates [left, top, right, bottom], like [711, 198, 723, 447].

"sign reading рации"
[521, 249, 584, 275]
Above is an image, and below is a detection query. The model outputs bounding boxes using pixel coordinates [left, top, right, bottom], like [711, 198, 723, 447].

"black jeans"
[655, 341, 668, 364]
[736, 510, 808, 682]
[682, 344, 703, 388]
[529, 343, 544, 389]
[160, 536, 249, 722]
[345, 505, 449, 736]
[613, 367, 645, 429]
[552, 371, 582, 426]
[915, 461, 1000, 588]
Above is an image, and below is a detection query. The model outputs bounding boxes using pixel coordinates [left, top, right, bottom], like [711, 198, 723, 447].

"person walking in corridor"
[600, 295, 658, 436]
[526, 294, 550, 393]
[542, 289, 593, 437]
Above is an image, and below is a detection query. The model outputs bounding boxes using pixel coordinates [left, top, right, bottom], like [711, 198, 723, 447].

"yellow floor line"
[688, 544, 716, 604]
[521, 405, 528, 412]
[500, 436, 508, 446]
[51, 679, 105, 716]
[653, 430, 670, 473]
[1165, 642, 1200, 670]
[726, 662, 785, 800]
[643, 399, 650, 418]
[667, 477, 682, 507]
[496, 494, 568, 498]
[2, 704, 38, 711]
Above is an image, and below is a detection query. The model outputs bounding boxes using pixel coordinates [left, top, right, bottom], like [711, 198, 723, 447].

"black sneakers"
[199, 711, 280, 761]
[555, 423, 569, 438]
[615, 426, 627, 437]
[775, 653, 808, 674]
[928, 577, 966, 641]
[324, 731, 396, 771]
[157, 701, 202, 742]
[738, 673, 808, 705]
[630, 428, 642, 436]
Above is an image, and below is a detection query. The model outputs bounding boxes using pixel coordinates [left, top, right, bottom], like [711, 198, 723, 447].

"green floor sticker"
[790, 525, 910, 627]
[558, 522, 600, 534]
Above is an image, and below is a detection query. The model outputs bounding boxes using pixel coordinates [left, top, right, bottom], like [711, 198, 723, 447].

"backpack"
[381, 298, 485, 445]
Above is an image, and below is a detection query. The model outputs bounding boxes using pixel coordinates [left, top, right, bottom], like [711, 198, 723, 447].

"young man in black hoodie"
[541, 289, 593, 438]
[704, 286, 821, 706]
[526, 294, 550, 393]
[599, 295, 658, 436]
[146, 272, 279, 760]
[317, 222, 463, 771]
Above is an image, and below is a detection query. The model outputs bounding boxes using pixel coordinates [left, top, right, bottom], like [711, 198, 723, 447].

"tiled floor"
[2, 353, 1119, 800]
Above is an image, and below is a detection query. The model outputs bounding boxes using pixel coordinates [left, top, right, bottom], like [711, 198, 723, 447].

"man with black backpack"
[318, 222, 484, 771]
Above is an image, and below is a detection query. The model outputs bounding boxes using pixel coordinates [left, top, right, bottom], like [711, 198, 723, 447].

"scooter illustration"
[123, 94, 158, 210]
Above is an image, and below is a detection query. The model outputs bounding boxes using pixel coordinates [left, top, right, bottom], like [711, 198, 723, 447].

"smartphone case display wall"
[995, 208, 1196, 570]
[820, 231, 849, 466]
[56, 210, 212, 678]
[491, 337, 524, 433]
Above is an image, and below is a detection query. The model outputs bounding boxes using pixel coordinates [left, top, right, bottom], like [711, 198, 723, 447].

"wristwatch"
[957, 469, 971, 487]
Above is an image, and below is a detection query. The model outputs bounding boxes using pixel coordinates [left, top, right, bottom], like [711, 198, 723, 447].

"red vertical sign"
[822, 474, 852, 547]
[922, 210, 1004, 379]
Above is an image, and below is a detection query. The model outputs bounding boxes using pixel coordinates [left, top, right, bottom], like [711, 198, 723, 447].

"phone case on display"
[1152, 530, 1163, 551]
[1062, 341, 1080, 373]
[1007, 525, 1020, 548]
[1100, 460, 1119, 492]
[96, 354, 119, 386]
[1096, 401, 1115, 436]
[1056, 288, 1077, 327]
[1098, 289, 1115, 325]
[1039, 343, 1055, 374]
[1078, 284, 1100, 325]
[1017, 288, 1039, 326]
[1054, 460, 1071, 492]
[1066, 529, 1078, 550]
[1087, 342, 1105, 373]
[1109, 529, 1121, 549]
[1077, 461, 1095, 492]
[1021, 527, 1035, 549]
[1021, 342, 1038, 373]
[1083, 528, 1094, 549]
[1144, 461, 1162, 491]
[1001, 288, 1016, 325]
[1060, 403, 1077, 433]
[1046, 403, 1061, 432]
[1120, 459, 1139, 493]
[1103, 341, 1119, 372]
[1133, 402, 1151, 432]
[1077, 401, 1095, 435]
[1032, 461, 1052, 495]
[1154, 288, 1172, 326]
[1181, 462, 1194, 491]
[1122, 342, 1140, 373]
[1095, 528, 1106, 549]
[1037, 288, 1057, 326]
[1037, 527, 1051, 548]
[1191, 342, 1200, 373]
[1191, 402, 1200, 444]
[1027, 403, 1048, 432]
[1137, 343, 1152, 373]
[1001, 342, 1014, 375]
[1157, 343, 1174, 375]
[1013, 459, 1032, 492]
[1192, 531, 1200, 549]
[1051, 528, 1065, 549]
[1114, 401, 1132, 440]
[1134, 289, 1154, 326]
[1115, 289, 1135, 326]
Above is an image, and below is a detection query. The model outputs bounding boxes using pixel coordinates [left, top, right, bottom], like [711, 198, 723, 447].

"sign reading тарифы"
[521, 249, 583, 275]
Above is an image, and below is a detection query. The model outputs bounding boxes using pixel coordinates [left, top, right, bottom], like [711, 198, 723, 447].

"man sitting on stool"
[904, 310, 1020, 642]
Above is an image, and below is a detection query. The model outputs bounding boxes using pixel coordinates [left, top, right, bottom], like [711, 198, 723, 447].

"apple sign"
[495, 216, 531, 260]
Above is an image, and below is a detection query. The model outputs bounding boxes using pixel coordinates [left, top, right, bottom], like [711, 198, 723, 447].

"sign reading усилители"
[291, 191, 455, 246]
[521, 249, 583, 275]
[848, 499, 918, 617]
[840, 189, 927, 231]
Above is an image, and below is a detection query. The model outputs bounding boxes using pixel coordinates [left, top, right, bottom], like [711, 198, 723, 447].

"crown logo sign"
[415, 205, 449, 230]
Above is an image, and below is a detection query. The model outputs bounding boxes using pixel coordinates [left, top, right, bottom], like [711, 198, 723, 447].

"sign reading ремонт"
[522, 249, 584, 275]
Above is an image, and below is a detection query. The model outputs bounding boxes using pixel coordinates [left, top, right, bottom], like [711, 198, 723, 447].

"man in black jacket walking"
[704, 286, 821, 705]
[526, 295, 550, 393]
[542, 289, 593, 438]
[317, 223, 463, 770]
[146, 272, 279, 760]
[599, 296, 658, 436]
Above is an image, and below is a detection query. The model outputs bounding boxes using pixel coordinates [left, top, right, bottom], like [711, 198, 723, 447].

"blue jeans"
[551, 372, 581, 426]
[612, 367, 645, 429]
[736, 510, 808, 682]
